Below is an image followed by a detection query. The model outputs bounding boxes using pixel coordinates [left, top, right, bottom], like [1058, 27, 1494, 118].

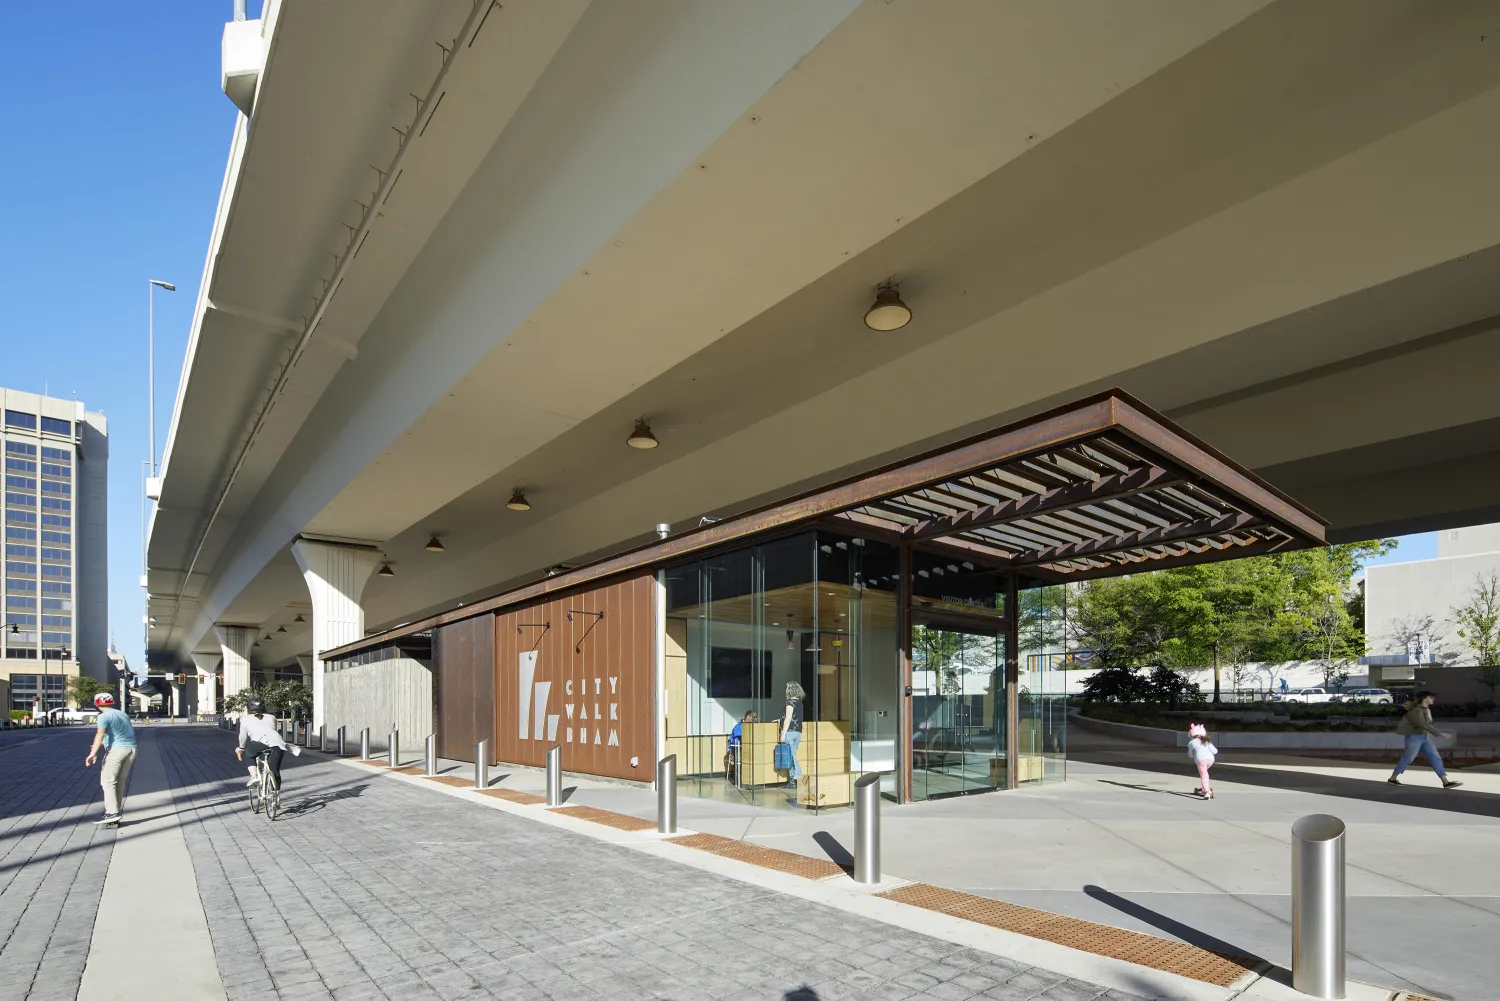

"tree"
[1272, 540, 1396, 690]
[1453, 570, 1500, 701]
[66, 675, 114, 708]
[1077, 664, 1152, 703]
[222, 681, 313, 721]
[1066, 537, 1396, 700]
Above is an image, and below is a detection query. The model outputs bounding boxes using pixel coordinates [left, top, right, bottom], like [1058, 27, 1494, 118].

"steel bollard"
[1292, 814, 1346, 999]
[359, 727, 370, 760]
[546, 745, 562, 806]
[425, 733, 437, 777]
[474, 738, 490, 790]
[853, 772, 881, 884]
[388, 730, 399, 768]
[656, 755, 677, 834]
[319, 725, 327, 752]
[305, 721, 314, 748]
[336, 725, 346, 756]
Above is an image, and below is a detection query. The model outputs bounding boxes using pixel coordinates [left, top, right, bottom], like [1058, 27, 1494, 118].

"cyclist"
[234, 698, 290, 791]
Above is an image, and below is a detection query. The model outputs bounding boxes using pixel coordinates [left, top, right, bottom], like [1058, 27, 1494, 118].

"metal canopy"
[838, 428, 1308, 580]
[322, 390, 1326, 660]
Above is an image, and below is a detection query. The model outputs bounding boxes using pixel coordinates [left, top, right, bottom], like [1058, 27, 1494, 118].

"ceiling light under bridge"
[425, 535, 445, 552]
[506, 490, 531, 512]
[863, 280, 912, 331]
[627, 418, 659, 449]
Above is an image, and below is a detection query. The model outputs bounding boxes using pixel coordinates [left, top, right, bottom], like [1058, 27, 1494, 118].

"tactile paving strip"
[668, 833, 846, 879]
[877, 883, 1260, 987]
[550, 805, 657, 831]
[424, 775, 477, 788]
[477, 788, 546, 805]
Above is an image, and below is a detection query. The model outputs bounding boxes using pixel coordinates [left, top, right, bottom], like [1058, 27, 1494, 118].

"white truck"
[1281, 687, 1336, 704]
[45, 707, 100, 724]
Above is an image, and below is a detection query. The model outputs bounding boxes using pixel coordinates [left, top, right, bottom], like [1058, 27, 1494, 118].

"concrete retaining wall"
[323, 657, 433, 753]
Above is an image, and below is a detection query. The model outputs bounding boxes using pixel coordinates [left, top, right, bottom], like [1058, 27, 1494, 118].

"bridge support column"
[213, 625, 255, 703]
[291, 539, 380, 732]
[191, 652, 220, 716]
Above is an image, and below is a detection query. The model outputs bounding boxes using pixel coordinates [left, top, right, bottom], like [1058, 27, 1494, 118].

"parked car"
[1282, 687, 1336, 704]
[46, 707, 100, 724]
[1338, 688, 1394, 704]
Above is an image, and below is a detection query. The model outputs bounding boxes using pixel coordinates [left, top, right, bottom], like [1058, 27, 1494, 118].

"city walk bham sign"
[517, 650, 621, 748]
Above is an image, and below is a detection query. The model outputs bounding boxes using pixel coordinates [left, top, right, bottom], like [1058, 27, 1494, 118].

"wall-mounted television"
[709, 647, 772, 699]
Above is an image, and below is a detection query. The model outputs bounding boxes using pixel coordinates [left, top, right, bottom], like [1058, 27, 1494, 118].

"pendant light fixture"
[627, 417, 659, 449]
[863, 279, 912, 331]
[377, 563, 395, 577]
[277, 625, 287, 633]
[506, 489, 531, 512]
[424, 534, 445, 553]
[293, 614, 305, 623]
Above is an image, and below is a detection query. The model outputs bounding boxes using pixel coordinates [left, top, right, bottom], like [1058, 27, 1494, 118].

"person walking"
[1187, 723, 1217, 800]
[779, 682, 806, 794]
[1389, 691, 1462, 788]
[84, 693, 136, 827]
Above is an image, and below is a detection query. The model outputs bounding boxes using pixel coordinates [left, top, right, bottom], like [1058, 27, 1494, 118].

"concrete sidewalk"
[425, 728, 1495, 1000]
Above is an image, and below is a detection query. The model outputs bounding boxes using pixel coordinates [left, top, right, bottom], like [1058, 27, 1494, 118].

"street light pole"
[147, 279, 176, 479]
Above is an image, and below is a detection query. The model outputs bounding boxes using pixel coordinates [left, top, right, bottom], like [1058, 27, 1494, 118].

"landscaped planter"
[1069, 710, 1456, 749]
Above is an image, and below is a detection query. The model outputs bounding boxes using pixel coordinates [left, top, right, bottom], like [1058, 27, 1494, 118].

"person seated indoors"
[725, 711, 756, 775]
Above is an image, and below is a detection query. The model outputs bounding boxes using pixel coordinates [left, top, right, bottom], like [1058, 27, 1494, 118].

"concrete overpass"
[147, 0, 1500, 718]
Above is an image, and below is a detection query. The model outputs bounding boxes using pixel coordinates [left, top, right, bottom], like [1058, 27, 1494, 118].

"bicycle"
[248, 749, 280, 822]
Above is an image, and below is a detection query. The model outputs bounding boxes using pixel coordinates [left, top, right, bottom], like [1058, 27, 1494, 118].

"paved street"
[0, 726, 116, 1001]
[544, 726, 1499, 1000]
[8, 725, 1147, 1001]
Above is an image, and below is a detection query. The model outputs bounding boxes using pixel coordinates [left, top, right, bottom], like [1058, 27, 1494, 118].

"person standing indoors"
[780, 683, 806, 791]
[84, 693, 136, 827]
[1187, 723, 1217, 800]
[1389, 691, 1462, 788]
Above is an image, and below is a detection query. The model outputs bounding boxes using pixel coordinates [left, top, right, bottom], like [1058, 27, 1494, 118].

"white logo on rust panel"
[519, 651, 620, 746]
[517, 650, 559, 742]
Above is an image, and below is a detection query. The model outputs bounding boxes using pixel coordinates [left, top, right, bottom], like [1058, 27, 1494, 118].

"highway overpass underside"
[145, 0, 1500, 698]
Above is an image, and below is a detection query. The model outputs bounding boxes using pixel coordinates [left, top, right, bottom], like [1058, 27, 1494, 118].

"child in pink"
[1188, 723, 1217, 800]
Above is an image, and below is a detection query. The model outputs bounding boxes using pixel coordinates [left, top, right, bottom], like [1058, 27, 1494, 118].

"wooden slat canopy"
[322, 390, 1326, 661]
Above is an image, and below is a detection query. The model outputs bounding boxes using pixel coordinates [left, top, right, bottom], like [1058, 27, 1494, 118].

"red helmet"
[93, 693, 115, 708]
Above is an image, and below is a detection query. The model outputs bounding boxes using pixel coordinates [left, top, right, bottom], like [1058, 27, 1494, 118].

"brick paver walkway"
[158, 727, 1144, 1001]
[0, 727, 116, 1001]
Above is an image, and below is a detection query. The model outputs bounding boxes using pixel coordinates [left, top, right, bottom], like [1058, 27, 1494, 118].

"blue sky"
[2, 3, 248, 675]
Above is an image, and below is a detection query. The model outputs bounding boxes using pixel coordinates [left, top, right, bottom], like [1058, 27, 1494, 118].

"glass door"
[910, 619, 1005, 799]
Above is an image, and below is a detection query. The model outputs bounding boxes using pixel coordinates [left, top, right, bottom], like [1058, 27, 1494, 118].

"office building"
[3, 389, 108, 712]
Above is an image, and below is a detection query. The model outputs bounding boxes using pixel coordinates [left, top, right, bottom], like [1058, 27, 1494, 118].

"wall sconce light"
[863, 279, 912, 331]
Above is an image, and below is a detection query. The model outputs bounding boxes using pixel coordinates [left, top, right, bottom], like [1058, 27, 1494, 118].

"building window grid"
[2, 430, 76, 662]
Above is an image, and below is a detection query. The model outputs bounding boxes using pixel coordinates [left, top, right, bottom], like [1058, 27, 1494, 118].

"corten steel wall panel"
[493, 575, 655, 782]
[433, 615, 495, 762]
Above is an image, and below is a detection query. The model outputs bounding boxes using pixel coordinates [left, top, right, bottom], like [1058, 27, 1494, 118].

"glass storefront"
[663, 529, 1064, 810]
